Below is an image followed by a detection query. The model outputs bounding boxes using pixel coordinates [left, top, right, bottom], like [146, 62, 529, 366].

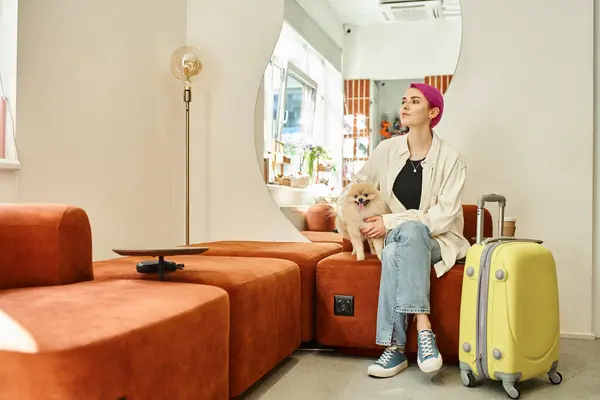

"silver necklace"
[410, 159, 423, 173]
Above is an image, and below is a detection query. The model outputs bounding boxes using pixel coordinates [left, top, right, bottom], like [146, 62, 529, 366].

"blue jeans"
[375, 221, 442, 348]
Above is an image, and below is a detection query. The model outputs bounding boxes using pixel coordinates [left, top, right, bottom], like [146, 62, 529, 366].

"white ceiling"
[298, 0, 462, 26]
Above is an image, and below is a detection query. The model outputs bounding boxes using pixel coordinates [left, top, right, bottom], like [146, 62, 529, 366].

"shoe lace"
[418, 331, 435, 359]
[376, 347, 397, 366]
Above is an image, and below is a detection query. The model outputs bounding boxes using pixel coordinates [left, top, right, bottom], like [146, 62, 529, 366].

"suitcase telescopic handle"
[477, 193, 506, 208]
[476, 193, 506, 244]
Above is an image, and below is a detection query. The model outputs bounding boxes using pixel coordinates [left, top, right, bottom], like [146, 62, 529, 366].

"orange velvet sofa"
[0, 202, 490, 399]
[314, 205, 493, 361]
[0, 204, 230, 400]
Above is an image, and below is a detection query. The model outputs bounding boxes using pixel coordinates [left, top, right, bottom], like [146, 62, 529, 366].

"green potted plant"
[304, 144, 330, 180]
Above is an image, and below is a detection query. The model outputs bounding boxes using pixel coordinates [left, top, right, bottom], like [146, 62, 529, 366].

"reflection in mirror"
[255, 0, 462, 240]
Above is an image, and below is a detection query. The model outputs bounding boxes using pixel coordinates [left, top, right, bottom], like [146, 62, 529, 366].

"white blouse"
[352, 133, 471, 277]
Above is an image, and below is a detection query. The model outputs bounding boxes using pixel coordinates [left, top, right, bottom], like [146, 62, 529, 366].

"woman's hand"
[362, 216, 387, 238]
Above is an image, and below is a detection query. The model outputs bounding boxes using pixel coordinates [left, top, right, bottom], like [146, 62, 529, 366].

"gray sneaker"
[367, 346, 408, 378]
[417, 330, 443, 373]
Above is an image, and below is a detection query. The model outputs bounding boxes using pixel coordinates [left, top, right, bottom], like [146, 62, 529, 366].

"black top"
[392, 158, 424, 210]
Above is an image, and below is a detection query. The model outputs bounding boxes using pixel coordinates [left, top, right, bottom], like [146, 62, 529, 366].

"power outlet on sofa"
[334, 295, 354, 317]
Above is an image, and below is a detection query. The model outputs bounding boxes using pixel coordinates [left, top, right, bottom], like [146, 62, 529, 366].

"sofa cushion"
[0, 204, 93, 290]
[94, 255, 301, 397]
[189, 241, 342, 342]
[0, 280, 229, 400]
[301, 230, 344, 246]
[315, 252, 464, 359]
[305, 203, 336, 231]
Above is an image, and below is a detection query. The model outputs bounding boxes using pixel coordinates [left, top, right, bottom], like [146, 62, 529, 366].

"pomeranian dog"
[335, 182, 390, 261]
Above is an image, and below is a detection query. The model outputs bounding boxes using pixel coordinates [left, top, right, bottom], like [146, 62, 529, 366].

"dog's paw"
[351, 248, 356, 255]
[376, 252, 383, 261]
[356, 253, 365, 261]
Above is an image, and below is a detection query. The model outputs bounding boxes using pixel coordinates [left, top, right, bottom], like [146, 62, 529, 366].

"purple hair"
[409, 83, 444, 128]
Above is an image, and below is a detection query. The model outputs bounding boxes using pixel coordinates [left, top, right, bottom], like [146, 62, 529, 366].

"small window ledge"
[0, 159, 21, 171]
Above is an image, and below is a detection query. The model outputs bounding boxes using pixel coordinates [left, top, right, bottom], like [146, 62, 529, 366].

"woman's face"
[400, 87, 439, 128]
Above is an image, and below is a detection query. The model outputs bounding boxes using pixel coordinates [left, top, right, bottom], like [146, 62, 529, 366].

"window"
[278, 63, 318, 175]
[262, 21, 343, 192]
[279, 64, 317, 143]
[264, 61, 318, 179]
[0, 0, 19, 166]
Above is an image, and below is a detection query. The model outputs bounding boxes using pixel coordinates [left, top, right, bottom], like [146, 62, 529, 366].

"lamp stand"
[184, 86, 191, 246]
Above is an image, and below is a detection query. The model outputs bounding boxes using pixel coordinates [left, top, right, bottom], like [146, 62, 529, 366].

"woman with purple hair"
[352, 83, 470, 377]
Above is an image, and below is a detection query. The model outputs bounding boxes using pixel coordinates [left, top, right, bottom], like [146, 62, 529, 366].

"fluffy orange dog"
[335, 182, 390, 261]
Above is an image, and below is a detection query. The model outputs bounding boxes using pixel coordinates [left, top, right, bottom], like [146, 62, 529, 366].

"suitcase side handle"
[482, 237, 543, 245]
[476, 193, 507, 244]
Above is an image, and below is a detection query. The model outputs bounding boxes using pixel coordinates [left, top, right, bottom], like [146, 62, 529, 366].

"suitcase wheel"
[502, 381, 520, 399]
[460, 370, 477, 388]
[548, 371, 563, 385]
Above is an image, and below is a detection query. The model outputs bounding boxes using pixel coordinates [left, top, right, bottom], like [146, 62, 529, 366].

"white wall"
[0, 170, 17, 202]
[284, 0, 342, 71]
[343, 18, 462, 80]
[193, 0, 595, 337]
[296, 0, 344, 49]
[440, 0, 594, 338]
[14, 0, 187, 261]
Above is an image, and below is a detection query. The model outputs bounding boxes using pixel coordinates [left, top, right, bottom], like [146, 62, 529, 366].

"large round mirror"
[255, 0, 463, 241]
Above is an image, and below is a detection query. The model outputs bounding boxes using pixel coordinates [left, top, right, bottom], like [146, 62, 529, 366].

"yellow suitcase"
[458, 194, 562, 399]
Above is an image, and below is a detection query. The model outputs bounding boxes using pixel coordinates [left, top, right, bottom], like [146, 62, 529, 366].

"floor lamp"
[170, 46, 203, 245]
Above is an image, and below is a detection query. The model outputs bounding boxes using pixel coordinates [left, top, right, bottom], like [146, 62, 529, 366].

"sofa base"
[0, 280, 229, 400]
[188, 240, 342, 342]
[94, 255, 301, 398]
[316, 252, 465, 359]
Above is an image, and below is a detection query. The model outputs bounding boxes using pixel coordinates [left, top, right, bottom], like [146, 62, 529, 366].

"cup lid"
[504, 217, 516, 222]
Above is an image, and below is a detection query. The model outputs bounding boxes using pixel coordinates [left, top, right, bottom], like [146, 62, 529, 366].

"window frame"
[274, 61, 319, 144]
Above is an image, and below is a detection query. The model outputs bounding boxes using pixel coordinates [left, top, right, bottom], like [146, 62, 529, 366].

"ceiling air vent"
[379, 0, 443, 23]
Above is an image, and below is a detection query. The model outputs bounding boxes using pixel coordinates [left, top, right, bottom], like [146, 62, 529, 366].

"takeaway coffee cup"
[503, 217, 516, 237]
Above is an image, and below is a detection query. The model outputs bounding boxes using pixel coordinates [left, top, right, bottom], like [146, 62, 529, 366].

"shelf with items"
[264, 140, 293, 186]
[379, 115, 407, 139]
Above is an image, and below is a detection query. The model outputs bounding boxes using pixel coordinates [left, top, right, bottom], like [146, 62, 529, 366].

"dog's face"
[345, 182, 381, 210]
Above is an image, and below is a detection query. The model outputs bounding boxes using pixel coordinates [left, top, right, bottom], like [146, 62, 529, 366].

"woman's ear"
[429, 107, 440, 120]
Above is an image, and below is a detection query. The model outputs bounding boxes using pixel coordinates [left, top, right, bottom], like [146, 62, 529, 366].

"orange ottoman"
[315, 252, 465, 359]
[94, 255, 301, 397]
[188, 241, 342, 342]
[0, 280, 229, 400]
